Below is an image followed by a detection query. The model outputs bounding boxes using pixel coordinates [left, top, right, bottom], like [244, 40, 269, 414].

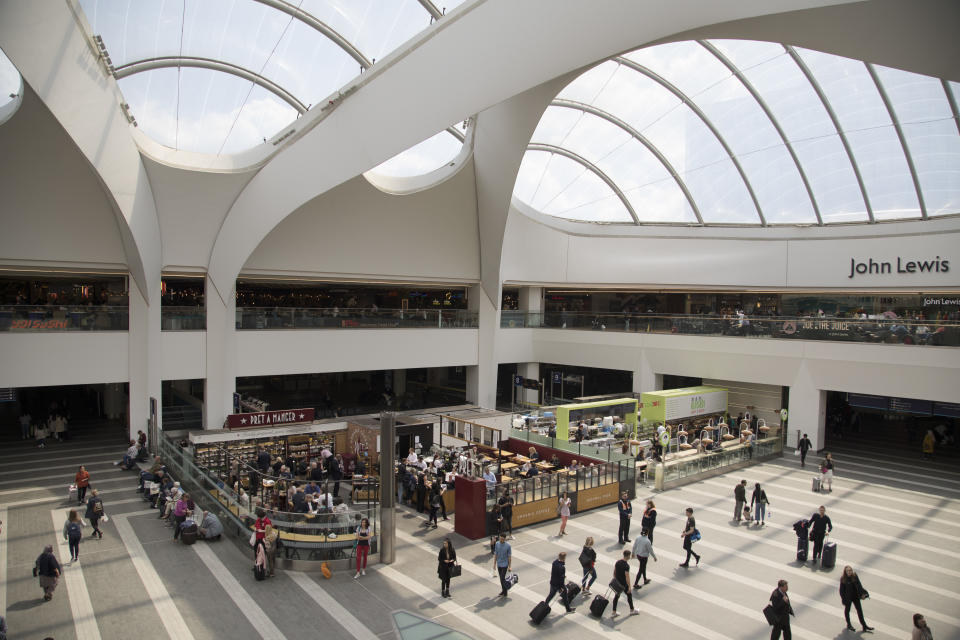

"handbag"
[450, 563, 462, 578]
[762, 604, 777, 626]
[690, 529, 701, 543]
[608, 578, 625, 594]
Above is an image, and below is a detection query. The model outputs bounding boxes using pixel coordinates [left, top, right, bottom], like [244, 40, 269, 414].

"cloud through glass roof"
[515, 39, 960, 226]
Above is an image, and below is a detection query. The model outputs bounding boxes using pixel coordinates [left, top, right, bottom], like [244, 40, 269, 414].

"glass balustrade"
[0, 305, 128, 331]
[501, 311, 960, 346]
[236, 307, 478, 330]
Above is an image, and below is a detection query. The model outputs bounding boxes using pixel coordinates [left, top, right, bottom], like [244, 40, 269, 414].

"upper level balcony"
[235, 307, 478, 330]
[0, 305, 128, 331]
[500, 311, 960, 347]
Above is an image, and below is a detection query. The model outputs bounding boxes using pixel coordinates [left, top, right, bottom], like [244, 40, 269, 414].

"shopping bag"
[793, 449, 800, 456]
[249, 532, 256, 547]
[101, 515, 109, 523]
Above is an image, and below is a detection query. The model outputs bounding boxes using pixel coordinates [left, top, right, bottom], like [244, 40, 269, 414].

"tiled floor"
[1, 428, 958, 640]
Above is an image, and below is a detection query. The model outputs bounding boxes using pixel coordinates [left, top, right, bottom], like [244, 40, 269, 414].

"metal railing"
[0, 305, 128, 331]
[501, 311, 960, 346]
[509, 424, 635, 463]
[159, 437, 378, 560]
[657, 434, 782, 487]
[236, 307, 478, 330]
[488, 458, 633, 510]
[161, 306, 206, 330]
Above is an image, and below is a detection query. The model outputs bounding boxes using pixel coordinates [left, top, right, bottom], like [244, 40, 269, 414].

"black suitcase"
[529, 601, 550, 625]
[181, 524, 198, 545]
[796, 536, 808, 561]
[821, 541, 837, 568]
[564, 581, 581, 601]
[253, 563, 266, 581]
[589, 593, 609, 617]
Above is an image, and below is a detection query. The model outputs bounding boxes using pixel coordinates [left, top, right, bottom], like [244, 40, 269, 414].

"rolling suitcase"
[529, 601, 551, 625]
[181, 524, 198, 545]
[796, 535, 808, 561]
[821, 541, 837, 568]
[589, 592, 610, 617]
[564, 581, 581, 601]
[811, 476, 821, 492]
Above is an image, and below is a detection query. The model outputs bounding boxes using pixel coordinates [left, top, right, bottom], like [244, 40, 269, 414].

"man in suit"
[617, 492, 632, 544]
[769, 579, 795, 640]
[544, 552, 573, 612]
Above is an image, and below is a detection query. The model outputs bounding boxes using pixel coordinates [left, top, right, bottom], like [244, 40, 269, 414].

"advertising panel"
[575, 483, 620, 513]
[226, 408, 314, 429]
[511, 497, 563, 528]
[641, 386, 728, 424]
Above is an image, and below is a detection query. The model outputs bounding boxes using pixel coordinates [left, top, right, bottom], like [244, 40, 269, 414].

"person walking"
[578, 537, 597, 594]
[19, 411, 31, 440]
[751, 483, 770, 526]
[631, 529, 657, 588]
[641, 500, 657, 543]
[922, 430, 935, 460]
[428, 484, 441, 528]
[617, 492, 632, 544]
[437, 538, 457, 598]
[62, 509, 84, 563]
[911, 613, 933, 640]
[328, 454, 343, 497]
[35, 545, 61, 602]
[545, 552, 574, 613]
[679, 507, 700, 567]
[839, 566, 874, 632]
[493, 533, 512, 597]
[610, 550, 637, 617]
[734, 479, 747, 523]
[355, 517, 372, 578]
[820, 454, 835, 492]
[85, 489, 104, 539]
[769, 579, 795, 640]
[75, 465, 90, 505]
[798, 434, 812, 468]
[809, 506, 832, 563]
[498, 489, 514, 539]
[557, 492, 571, 536]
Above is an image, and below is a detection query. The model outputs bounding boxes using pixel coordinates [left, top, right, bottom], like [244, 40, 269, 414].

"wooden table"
[500, 462, 519, 472]
[535, 461, 554, 471]
[512, 455, 531, 464]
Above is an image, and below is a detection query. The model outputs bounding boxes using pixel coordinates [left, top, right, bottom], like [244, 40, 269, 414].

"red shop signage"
[226, 408, 315, 429]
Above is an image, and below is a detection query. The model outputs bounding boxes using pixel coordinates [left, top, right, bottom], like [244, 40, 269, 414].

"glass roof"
[515, 39, 960, 226]
[79, 0, 467, 157]
[0, 47, 22, 123]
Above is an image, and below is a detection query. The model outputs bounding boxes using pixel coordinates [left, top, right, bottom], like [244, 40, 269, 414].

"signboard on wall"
[664, 389, 728, 421]
[512, 497, 563, 528]
[575, 483, 620, 513]
[226, 408, 314, 429]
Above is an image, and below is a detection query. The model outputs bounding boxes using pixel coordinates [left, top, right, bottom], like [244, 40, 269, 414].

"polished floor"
[1, 427, 958, 640]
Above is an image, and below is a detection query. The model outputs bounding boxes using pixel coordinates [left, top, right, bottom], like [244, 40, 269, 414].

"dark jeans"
[502, 512, 511, 534]
[172, 515, 186, 538]
[771, 621, 791, 640]
[618, 516, 631, 542]
[612, 588, 633, 612]
[77, 486, 87, 503]
[332, 480, 341, 496]
[735, 498, 745, 521]
[682, 536, 699, 564]
[800, 450, 808, 466]
[812, 533, 825, 559]
[439, 498, 448, 520]
[429, 506, 438, 525]
[844, 599, 867, 627]
[89, 516, 101, 536]
[546, 585, 570, 610]
[634, 557, 648, 585]
[497, 565, 509, 595]
[582, 565, 596, 589]
[69, 537, 80, 560]
[645, 525, 655, 543]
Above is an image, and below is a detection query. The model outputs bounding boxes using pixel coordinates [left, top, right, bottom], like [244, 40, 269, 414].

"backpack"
[67, 522, 82, 539]
[93, 500, 103, 514]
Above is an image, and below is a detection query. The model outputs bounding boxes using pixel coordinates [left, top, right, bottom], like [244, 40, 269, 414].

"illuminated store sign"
[848, 257, 949, 279]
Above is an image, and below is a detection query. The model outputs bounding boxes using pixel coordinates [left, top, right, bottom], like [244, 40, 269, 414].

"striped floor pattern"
[2, 429, 958, 639]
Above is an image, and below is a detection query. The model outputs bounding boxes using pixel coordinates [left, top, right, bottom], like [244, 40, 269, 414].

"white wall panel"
[236, 329, 479, 378]
[0, 333, 128, 388]
[243, 166, 479, 283]
[160, 331, 207, 381]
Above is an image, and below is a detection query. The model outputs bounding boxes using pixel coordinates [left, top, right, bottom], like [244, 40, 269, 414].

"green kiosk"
[640, 386, 729, 429]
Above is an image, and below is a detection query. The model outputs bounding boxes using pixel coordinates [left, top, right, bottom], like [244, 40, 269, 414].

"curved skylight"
[515, 40, 960, 226]
[370, 121, 466, 178]
[0, 47, 23, 125]
[79, 0, 466, 155]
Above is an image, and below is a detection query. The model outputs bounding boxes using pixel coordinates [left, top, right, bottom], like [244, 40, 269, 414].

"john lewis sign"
[848, 256, 950, 279]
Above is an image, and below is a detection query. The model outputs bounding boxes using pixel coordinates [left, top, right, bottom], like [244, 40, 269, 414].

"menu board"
[848, 393, 941, 416]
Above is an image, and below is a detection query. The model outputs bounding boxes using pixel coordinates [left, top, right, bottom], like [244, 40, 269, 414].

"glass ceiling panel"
[624, 178, 698, 223]
[520, 151, 632, 222]
[791, 135, 869, 223]
[78, 0, 455, 157]
[739, 145, 817, 223]
[0, 47, 21, 113]
[369, 128, 463, 178]
[846, 126, 921, 219]
[625, 41, 730, 98]
[218, 81, 299, 154]
[900, 119, 960, 216]
[709, 39, 784, 71]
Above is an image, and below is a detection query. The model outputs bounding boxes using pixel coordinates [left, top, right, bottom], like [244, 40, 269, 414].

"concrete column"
[392, 369, 407, 396]
[379, 411, 396, 564]
[788, 363, 826, 451]
[632, 352, 656, 395]
[519, 286, 543, 312]
[204, 276, 237, 429]
[128, 280, 161, 440]
[466, 284, 497, 409]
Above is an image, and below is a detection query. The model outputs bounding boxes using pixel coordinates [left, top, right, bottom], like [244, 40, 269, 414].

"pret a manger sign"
[848, 256, 949, 279]
[226, 408, 314, 429]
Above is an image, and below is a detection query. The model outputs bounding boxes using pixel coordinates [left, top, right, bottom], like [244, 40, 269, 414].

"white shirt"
[126, 444, 138, 458]
[406, 452, 418, 464]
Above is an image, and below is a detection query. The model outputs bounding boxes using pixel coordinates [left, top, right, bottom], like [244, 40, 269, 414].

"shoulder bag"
[450, 563, 462, 578]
